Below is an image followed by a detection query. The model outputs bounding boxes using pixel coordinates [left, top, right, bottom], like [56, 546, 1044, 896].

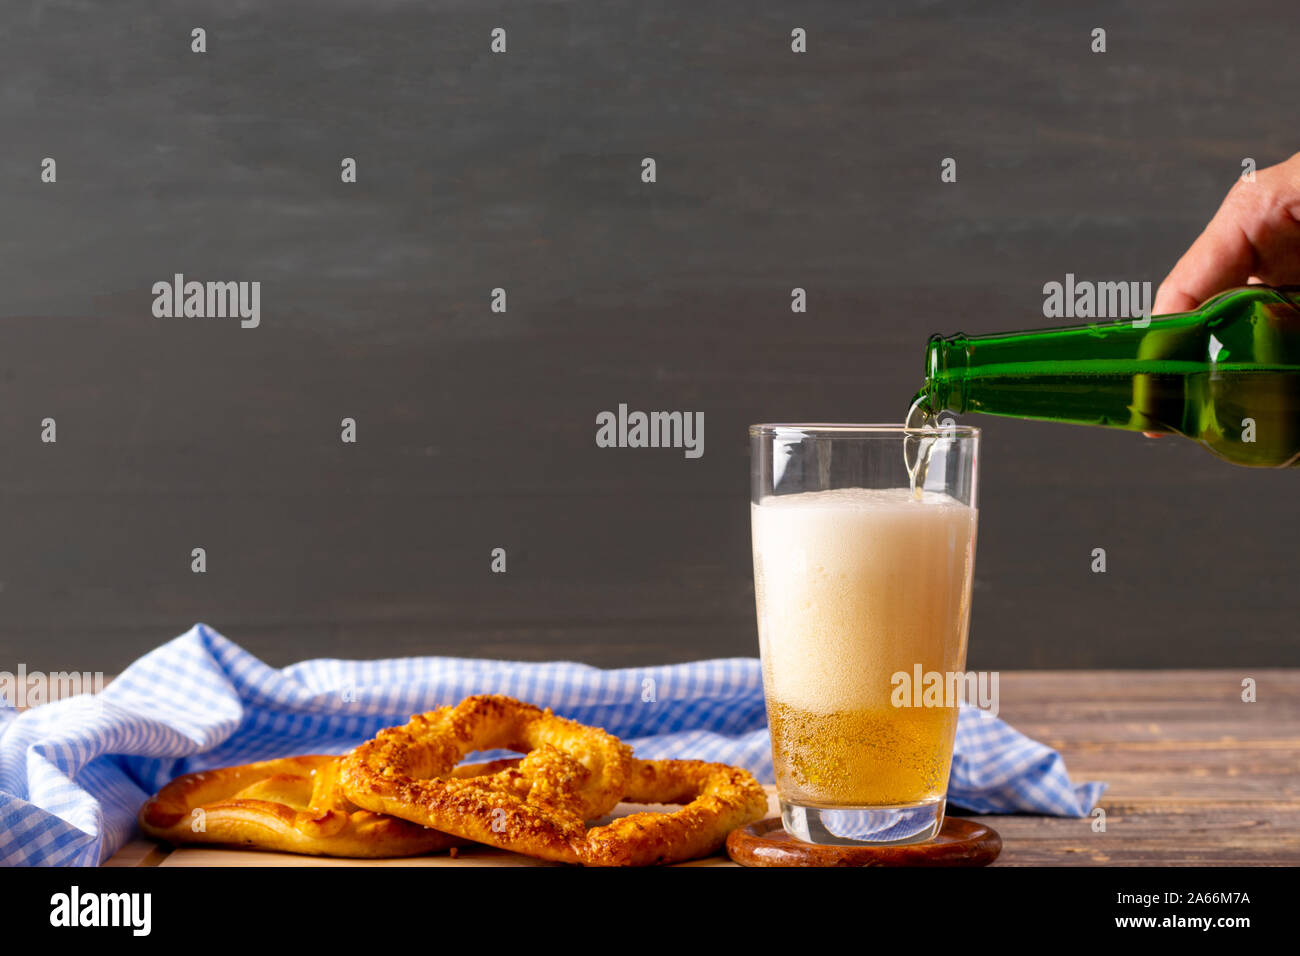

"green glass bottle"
[916, 285, 1300, 467]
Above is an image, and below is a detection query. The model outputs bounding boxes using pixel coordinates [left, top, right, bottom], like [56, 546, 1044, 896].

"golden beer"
[751, 484, 977, 821]
[767, 701, 958, 807]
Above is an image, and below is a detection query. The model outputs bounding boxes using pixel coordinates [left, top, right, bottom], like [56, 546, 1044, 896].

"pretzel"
[138, 754, 511, 858]
[582, 758, 770, 866]
[339, 695, 768, 865]
[339, 695, 633, 856]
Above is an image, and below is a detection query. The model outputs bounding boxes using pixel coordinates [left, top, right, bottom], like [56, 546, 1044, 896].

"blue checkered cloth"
[0, 624, 1104, 866]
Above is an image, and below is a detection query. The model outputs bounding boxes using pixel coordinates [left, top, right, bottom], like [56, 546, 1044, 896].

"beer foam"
[751, 487, 977, 714]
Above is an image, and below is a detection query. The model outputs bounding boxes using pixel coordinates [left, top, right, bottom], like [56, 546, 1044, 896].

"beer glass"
[750, 424, 979, 845]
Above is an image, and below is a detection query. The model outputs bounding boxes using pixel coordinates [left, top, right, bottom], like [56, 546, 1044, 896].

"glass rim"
[749, 422, 980, 439]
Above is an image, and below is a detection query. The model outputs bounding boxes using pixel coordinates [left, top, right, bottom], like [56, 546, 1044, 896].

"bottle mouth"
[925, 332, 946, 385]
[923, 332, 969, 414]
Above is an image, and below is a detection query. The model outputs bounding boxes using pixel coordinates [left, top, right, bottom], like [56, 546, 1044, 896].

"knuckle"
[1226, 172, 1280, 219]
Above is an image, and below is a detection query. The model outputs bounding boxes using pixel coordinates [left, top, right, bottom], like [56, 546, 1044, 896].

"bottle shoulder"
[1200, 284, 1300, 318]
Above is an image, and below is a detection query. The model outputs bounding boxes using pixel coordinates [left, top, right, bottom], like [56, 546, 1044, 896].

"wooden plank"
[101, 840, 169, 868]
[972, 802, 1300, 866]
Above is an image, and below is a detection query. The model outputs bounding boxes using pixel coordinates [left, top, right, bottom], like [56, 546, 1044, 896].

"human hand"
[1144, 154, 1300, 437]
[1152, 151, 1300, 315]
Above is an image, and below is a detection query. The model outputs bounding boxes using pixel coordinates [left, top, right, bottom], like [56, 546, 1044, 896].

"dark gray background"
[1, 1, 1296, 673]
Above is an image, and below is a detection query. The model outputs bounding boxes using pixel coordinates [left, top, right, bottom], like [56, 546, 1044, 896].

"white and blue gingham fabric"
[0, 623, 1105, 866]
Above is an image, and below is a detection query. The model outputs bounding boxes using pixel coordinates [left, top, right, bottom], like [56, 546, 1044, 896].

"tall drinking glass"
[750, 424, 980, 845]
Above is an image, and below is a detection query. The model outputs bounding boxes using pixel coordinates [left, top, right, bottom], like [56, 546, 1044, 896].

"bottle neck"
[921, 284, 1300, 431]
[920, 285, 1300, 428]
[923, 315, 1209, 430]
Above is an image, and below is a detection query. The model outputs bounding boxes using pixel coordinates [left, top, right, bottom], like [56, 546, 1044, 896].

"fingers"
[1152, 187, 1258, 315]
[1153, 151, 1300, 316]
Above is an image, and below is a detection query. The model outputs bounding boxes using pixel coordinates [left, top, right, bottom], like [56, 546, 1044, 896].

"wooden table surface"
[104, 669, 1300, 867]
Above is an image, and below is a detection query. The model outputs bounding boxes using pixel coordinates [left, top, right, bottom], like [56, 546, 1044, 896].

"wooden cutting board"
[109, 788, 783, 867]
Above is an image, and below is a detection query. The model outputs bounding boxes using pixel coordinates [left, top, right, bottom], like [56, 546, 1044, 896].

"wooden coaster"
[726, 816, 1001, 867]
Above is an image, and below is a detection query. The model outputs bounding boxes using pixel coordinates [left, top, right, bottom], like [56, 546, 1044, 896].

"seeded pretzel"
[581, 758, 770, 866]
[339, 695, 633, 859]
[339, 694, 768, 865]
